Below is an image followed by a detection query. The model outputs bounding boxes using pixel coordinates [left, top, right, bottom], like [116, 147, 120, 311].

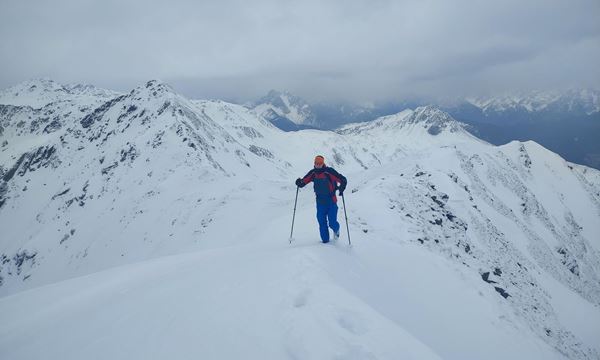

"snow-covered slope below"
[1, 79, 599, 360]
[0, 223, 565, 360]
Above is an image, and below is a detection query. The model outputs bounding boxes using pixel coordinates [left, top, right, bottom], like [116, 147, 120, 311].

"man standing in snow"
[295, 155, 347, 243]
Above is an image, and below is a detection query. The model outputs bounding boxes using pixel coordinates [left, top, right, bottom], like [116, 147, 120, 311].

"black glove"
[295, 178, 303, 187]
[339, 190, 344, 196]
[338, 184, 346, 196]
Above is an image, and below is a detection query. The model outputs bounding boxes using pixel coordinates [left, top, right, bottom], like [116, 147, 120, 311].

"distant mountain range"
[248, 89, 600, 169]
[466, 89, 600, 116]
[249, 90, 406, 130]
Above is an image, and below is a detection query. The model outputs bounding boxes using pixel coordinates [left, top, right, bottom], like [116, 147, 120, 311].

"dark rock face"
[481, 272, 496, 283]
[427, 125, 441, 135]
[80, 95, 125, 128]
[0, 250, 38, 285]
[494, 286, 510, 299]
[248, 145, 273, 159]
[2, 153, 29, 183]
[43, 119, 62, 134]
[0, 146, 58, 208]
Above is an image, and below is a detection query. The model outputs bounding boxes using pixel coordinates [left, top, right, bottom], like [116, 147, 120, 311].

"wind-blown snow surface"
[1, 79, 600, 360]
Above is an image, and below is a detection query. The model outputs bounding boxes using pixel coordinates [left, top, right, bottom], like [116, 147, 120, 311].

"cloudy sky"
[1, 0, 599, 102]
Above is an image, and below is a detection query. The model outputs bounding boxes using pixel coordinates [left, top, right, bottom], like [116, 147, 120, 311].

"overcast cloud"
[1, 0, 599, 102]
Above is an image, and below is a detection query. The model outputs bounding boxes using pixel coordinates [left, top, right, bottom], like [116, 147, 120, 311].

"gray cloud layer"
[1, 0, 599, 101]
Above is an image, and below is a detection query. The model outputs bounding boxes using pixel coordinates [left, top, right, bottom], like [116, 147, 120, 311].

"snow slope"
[1, 79, 600, 360]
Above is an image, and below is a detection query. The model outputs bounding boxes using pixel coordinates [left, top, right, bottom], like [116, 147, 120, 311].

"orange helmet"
[314, 155, 325, 166]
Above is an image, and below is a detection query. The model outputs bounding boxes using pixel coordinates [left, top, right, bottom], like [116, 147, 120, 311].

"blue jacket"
[299, 166, 347, 204]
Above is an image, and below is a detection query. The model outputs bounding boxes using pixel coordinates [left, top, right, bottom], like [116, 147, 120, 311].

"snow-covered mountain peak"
[0, 78, 120, 109]
[260, 89, 303, 107]
[64, 82, 122, 99]
[407, 105, 465, 134]
[251, 89, 317, 126]
[118, 80, 207, 124]
[18, 78, 65, 92]
[0, 78, 69, 108]
[410, 105, 453, 123]
[337, 109, 413, 133]
[338, 106, 467, 138]
[128, 80, 178, 101]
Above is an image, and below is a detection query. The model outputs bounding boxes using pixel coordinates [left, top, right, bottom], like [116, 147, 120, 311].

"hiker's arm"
[328, 169, 347, 195]
[296, 170, 314, 187]
[301, 170, 315, 185]
[329, 169, 347, 189]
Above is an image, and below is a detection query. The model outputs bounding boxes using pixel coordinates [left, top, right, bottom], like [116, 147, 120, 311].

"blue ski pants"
[316, 201, 340, 243]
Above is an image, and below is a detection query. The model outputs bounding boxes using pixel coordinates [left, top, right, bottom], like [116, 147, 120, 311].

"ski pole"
[341, 194, 351, 246]
[289, 186, 299, 243]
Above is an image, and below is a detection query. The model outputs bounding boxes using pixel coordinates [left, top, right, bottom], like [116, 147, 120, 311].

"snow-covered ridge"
[339, 106, 471, 138]
[0, 78, 122, 109]
[1, 79, 599, 360]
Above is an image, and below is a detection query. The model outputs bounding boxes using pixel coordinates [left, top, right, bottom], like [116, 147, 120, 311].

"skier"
[295, 155, 347, 243]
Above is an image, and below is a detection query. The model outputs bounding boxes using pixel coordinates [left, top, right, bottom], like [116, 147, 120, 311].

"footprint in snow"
[293, 289, 310, 308]
[336, 309, 368, 335]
